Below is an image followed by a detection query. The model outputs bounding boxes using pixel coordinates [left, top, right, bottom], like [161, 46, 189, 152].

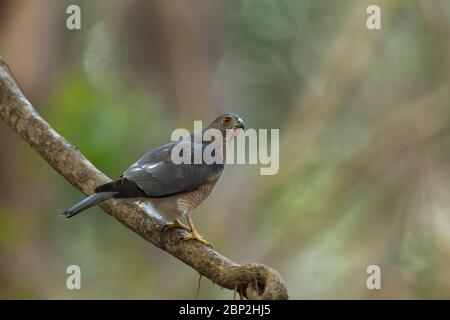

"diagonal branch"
[0, 59, 288, 300]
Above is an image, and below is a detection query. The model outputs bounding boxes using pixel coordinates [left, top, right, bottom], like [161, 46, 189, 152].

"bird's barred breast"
[176, 180, 216, 212]
[147, 169, 222, 221]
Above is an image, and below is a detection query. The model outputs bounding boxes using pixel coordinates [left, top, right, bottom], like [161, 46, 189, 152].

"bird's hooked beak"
[235, 117, 245, 130]
[232, 117, 244, 136]
[226, 118, 244, 145]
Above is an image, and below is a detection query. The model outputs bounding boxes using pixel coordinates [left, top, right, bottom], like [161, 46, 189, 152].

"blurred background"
[1, 0, 450, 299]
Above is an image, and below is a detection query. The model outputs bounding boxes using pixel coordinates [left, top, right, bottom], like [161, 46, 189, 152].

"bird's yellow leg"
[179, 213, 211, 247]
[163, 219, 191, 232]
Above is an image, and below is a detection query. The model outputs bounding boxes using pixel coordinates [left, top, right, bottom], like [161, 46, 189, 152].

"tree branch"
[0, 59, 288, 300]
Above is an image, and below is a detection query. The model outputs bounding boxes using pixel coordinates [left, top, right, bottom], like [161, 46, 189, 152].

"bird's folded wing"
[122, 140, 224, 197]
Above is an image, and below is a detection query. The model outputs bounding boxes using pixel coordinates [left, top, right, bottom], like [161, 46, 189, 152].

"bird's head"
[207, 113, 245, 135]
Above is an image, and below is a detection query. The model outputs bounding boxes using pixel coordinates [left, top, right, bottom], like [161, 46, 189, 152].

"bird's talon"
[163, 220, 192, 232]
[179, 233, 212, 247]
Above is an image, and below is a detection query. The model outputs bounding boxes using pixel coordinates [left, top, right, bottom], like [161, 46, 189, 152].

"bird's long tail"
[61, 191, 117, 218]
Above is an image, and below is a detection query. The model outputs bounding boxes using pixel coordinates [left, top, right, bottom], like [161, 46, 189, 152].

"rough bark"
[0, 59, 288, 300]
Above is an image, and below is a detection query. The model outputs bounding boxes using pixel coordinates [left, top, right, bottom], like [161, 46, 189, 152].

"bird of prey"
[62, 114, 245, 246]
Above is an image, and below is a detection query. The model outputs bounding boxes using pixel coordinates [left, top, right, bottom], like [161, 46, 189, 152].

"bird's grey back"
[123, 139, 224, 197]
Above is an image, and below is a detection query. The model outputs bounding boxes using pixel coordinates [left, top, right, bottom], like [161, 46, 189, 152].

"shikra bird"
[62, 114, 245, 246]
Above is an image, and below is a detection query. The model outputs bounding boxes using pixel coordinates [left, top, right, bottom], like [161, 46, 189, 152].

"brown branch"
[0, 59, 288, 300]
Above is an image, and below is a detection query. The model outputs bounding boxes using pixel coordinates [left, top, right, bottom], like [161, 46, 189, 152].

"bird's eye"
[222, 117, 232, 125]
